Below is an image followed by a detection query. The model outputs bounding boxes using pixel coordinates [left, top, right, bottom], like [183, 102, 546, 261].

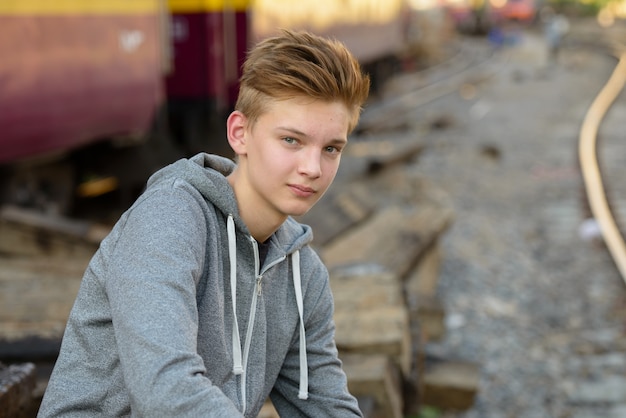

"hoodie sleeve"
[103, 183, 243, 417]
[270, 249, 363, 417]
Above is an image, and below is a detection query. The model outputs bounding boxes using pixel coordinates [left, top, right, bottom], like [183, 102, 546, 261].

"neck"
[248, 218, 281, 243]
[227, 170, 285, 242]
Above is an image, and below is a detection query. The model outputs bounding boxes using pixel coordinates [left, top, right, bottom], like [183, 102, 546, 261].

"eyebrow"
[276, 126, 347, 146]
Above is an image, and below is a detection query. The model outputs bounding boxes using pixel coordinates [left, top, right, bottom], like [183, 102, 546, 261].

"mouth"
[288, 184, 316, 198]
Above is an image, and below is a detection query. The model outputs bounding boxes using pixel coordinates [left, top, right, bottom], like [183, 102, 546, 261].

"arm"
[270, 255, 363, 417]
[104, 184, 243, 417]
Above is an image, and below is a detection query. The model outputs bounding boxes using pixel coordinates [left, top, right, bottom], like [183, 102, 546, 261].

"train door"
[165, 0, 249, 158]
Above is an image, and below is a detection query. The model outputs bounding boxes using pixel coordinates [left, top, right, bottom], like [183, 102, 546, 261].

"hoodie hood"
[147, 153, 238, 225]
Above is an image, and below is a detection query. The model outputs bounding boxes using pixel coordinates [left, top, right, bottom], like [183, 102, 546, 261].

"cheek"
[322, 158, 341, 180]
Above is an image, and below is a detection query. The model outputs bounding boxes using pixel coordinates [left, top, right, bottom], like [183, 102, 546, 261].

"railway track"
[577, 26, 626, 282]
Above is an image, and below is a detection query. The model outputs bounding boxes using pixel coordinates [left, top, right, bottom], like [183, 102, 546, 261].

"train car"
[442, 0, 536, 33]
[250, 0, 413, 92]
[491, 0, 536, 23]
[0, 0, 167, 164]
[0, 0, 169, 214]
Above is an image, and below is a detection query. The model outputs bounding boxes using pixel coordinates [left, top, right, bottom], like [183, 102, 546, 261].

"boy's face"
[230, 96, 351, 222]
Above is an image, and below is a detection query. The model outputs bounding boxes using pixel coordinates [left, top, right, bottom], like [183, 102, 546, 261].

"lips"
[289, 184, 316, 198]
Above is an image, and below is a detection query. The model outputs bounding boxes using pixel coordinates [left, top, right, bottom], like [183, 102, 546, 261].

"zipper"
[238, 237, 287, 412]
[250, 237, 286, 297]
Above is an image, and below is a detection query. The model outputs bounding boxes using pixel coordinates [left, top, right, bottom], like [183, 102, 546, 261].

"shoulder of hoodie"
[105, 175, 214, 243]
[102, 164, 227, 249]
[130, 153, 238, 221]
[124, 176, 217, 230]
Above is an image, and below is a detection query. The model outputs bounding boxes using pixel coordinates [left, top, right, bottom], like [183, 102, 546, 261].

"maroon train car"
[0, 0, 166, 165]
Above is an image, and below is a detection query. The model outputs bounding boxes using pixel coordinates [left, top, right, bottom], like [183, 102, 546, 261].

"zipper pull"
[257, 275, 262, 296]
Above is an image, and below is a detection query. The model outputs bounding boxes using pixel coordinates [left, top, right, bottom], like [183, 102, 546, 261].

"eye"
[325, 145, 343, 155]
[283, 137, 297, 145]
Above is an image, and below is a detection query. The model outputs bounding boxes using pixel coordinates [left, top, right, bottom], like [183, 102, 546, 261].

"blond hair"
[235, 29, 370, 133]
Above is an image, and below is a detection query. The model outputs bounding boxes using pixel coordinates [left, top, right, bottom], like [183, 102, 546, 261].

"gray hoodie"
[38, 153, 362, 417]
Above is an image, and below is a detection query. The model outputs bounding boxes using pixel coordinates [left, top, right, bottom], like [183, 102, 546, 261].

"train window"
[171, 16, 189, 42]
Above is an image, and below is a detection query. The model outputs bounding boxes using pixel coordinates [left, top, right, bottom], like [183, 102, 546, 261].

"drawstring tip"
[233, 366, 243, 375]
[298, 391, 308, 400]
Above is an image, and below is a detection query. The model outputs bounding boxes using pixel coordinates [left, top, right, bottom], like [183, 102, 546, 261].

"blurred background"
[1, 0, 626, 417]
[1, 0, 623, 222]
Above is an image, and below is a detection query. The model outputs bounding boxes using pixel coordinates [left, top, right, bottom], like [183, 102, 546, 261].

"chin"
[284, 204, 314, 218]
[286, 209, 309, 218]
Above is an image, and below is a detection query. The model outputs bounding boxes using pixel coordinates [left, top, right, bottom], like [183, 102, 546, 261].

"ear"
[226, 111, 248, 156]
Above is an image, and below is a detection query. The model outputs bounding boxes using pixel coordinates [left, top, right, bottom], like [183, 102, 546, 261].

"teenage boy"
[38, 29, 370, 417]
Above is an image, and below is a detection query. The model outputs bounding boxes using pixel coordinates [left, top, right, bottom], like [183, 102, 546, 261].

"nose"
[298, 149, 322, 179]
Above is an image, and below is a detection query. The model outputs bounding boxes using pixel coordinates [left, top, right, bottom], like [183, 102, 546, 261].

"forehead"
[262, 96, 349, 122]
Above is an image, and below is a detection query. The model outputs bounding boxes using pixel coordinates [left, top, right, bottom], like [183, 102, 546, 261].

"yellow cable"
[579, 52, 626, 281]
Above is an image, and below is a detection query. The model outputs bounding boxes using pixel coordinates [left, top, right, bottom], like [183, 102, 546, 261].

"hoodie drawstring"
[228, 215, 244, 376]
[292, 250, 309, 400]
